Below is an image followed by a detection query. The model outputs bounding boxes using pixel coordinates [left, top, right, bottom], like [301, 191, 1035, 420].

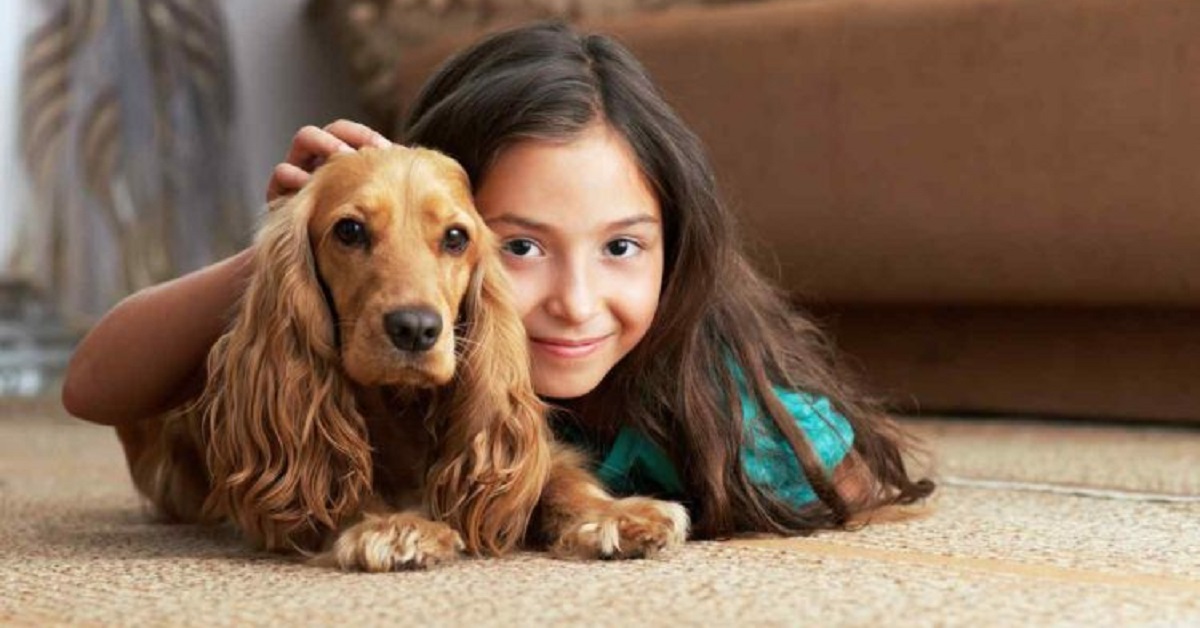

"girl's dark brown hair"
[403, 21, 934, 538]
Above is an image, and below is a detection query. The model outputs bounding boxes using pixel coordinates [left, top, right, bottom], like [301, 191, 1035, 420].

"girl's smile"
[475, 123, 664, 399]
[530, 334, 614, 360]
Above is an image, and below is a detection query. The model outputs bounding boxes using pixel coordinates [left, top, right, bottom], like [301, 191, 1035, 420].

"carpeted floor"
[1, 398, 1197, 627]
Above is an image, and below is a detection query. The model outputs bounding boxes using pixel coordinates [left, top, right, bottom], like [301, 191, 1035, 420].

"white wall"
[0, 0, 365, 273]
[0, 1, 33, 270]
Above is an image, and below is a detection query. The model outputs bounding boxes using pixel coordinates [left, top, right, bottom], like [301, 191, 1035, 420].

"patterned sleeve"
[737, 379, 856, 508]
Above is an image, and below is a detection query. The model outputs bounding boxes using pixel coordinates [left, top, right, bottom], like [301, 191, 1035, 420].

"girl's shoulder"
[727, 357, 855, 505]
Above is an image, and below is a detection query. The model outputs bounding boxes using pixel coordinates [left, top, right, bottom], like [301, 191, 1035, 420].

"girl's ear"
[426, 243, 552, 556]
[199, 187, 373, 552]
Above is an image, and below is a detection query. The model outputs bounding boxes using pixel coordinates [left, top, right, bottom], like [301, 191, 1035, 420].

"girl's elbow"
[60, 294, 137, 425]
[61, 355, 97, 422]
[61, 353, 117, 425]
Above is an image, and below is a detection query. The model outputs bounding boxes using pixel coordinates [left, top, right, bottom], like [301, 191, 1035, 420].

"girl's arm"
[61, 247, 256, 426]
[62, 119, 392, 426]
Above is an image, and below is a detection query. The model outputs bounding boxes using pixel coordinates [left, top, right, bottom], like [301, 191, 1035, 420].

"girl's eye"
[604, 238, 642, 258]
[501, 238, 544, 258]
[442, 227, 471, 255]
[334, 218, 369, 248]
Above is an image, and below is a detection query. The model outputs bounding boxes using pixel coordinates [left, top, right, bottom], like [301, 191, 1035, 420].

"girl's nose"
[546, 262, 600, 324]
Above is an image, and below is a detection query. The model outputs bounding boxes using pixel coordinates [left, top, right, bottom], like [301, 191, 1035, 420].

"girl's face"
[475, 124, 664, 399]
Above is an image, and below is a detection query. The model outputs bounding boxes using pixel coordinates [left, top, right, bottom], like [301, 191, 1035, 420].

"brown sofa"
[317, 0, 1200, 422]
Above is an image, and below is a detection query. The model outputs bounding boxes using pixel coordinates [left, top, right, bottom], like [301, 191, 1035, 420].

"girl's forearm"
[61, 246, 256, 426]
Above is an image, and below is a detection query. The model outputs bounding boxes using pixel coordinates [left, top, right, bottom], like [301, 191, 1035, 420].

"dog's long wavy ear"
[426, 238, 553, 556]
[199, 186, 372, 553]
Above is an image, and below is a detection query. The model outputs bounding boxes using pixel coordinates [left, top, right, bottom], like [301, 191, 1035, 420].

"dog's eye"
[334, 219, 369, 248]
[442, 227, 470, 255]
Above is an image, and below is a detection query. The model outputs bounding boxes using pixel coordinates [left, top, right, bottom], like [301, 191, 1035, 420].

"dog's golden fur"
[115, 146, 687, 571]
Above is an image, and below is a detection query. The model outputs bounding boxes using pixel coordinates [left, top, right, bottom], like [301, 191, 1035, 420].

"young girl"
[63, 22, 933, 539]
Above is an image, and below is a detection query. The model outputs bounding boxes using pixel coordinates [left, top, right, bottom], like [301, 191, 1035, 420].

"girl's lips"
[530, 335, 610, 359]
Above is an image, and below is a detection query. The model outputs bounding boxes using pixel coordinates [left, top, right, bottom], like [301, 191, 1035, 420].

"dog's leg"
[116, 411, 211, 524]
[533, 445, 689, 560]
[317, 502, 465, 572]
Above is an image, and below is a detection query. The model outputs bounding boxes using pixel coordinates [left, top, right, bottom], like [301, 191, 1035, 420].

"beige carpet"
[2, 399, 1198, 627]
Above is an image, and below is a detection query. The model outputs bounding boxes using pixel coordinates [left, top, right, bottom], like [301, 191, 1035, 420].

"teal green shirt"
[553, 365, 855, 508]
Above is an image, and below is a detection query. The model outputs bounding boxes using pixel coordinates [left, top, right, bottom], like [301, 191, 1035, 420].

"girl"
[64, 22, 933, 539]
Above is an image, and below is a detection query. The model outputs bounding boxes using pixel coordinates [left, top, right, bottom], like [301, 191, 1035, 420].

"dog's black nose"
[383, 308, 443, 353]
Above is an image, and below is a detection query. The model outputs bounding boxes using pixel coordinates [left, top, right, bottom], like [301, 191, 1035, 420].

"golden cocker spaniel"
[116, 146, 688, 571]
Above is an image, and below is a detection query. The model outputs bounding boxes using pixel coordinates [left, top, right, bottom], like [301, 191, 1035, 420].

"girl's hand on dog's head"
[266, 119, 392, 202]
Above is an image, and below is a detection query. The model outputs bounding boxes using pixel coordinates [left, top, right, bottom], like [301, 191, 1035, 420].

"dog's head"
[303, 146, 485, 387]
[200, 146, 550, 556]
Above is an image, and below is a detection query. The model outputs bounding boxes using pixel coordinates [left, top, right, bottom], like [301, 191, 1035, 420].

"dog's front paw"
[324, 512, 465, 572]
[551, 497, 689, 560]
